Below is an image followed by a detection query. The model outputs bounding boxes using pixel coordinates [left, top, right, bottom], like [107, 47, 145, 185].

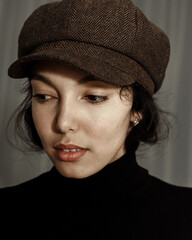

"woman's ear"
[130, 111, 142, 127]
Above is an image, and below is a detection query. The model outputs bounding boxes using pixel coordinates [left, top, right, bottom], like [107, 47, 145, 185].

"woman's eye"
[32, 94, 52, 101]
[85, 95, 108, 104]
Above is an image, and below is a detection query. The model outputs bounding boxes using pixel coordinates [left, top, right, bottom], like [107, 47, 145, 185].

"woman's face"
[31, 61, 135, 178]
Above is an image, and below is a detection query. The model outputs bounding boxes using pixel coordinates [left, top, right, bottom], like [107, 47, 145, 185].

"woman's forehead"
[30, 61, 118, 89]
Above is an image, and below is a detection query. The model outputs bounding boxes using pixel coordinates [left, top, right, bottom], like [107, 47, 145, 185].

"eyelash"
[32, 94, 53, 102]
[32, 94, 108, 104]
[84, 95, 108, 104]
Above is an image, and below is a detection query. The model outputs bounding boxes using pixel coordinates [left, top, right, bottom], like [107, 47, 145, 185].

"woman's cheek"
[32, 102, 55, 138]
[95, 109, 131, 139]
[86, 111, 118, 138]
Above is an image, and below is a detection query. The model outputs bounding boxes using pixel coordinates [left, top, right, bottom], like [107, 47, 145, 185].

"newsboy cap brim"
[8, 40, 154, 93]
[8, 0, 170, 94]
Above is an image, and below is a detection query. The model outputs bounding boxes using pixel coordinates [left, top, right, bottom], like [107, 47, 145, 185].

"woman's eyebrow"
[29, 72, 98, 86]
[79, 75, 112, 88]
[78, 75, 98, 84]
[29, 72, 55, 87]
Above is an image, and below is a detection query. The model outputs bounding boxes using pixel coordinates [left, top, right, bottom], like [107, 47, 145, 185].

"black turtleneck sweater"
[1, 152, 192, 239]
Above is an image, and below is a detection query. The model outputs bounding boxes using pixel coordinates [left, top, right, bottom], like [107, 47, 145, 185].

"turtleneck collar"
[49, 151, 148, 196]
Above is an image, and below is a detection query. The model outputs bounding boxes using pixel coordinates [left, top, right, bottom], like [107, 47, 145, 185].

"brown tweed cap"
[8, 0, 170, 94]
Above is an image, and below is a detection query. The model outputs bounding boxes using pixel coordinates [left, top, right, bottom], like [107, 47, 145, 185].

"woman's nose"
[55, 102, 78, 134]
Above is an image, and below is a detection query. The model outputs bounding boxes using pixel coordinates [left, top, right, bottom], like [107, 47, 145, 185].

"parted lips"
[8, 0, 170, 94]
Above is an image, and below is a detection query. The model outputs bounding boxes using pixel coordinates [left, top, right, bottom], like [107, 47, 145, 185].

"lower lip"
[56, 149, 87, 162]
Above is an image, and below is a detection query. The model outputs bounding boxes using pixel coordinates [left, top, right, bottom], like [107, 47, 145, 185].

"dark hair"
[123, 82, 170, 152]
[7, 80, 43, 151]
[7, 79, 169, 152]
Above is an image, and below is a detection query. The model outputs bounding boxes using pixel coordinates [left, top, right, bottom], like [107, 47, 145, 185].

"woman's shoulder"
[0, 168, 53, 197]
[0, 168, 56, 225]
[147, 174, 192, 214]
[136, 164, 192, 203]
[149, 174, 192, 197]
[0, 168, 57, 239]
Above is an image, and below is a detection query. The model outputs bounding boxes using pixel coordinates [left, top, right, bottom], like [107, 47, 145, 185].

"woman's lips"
[54, 144, 87, 162]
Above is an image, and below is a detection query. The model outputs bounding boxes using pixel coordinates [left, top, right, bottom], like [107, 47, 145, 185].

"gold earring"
[133, 119, 139, 127]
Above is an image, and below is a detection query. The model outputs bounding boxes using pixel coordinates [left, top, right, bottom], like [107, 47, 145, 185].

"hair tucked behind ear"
[122, 82, 170, 152]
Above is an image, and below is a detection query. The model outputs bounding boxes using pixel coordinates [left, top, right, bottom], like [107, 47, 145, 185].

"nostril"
[55, 112, 78, 134]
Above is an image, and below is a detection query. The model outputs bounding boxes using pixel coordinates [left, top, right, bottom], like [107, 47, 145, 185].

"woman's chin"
[52, 160, 96, 179]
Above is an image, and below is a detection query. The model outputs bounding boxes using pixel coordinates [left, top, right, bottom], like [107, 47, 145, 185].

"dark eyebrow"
[29, 72, 98, 86]
[78, 75, 99, 84]
[29, 73, 55, 87]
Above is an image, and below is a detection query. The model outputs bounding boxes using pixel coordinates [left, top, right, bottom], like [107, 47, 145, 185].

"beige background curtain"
[0, 0, 192, 188]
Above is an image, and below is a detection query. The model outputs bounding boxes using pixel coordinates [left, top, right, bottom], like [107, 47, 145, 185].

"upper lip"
[54, 143, 86, 150]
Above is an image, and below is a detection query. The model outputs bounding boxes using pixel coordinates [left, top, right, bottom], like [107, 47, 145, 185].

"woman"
[1, 0, 192, 239]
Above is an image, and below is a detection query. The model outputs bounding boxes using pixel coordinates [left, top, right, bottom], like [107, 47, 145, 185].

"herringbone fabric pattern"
[8, 0, 170, 94]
